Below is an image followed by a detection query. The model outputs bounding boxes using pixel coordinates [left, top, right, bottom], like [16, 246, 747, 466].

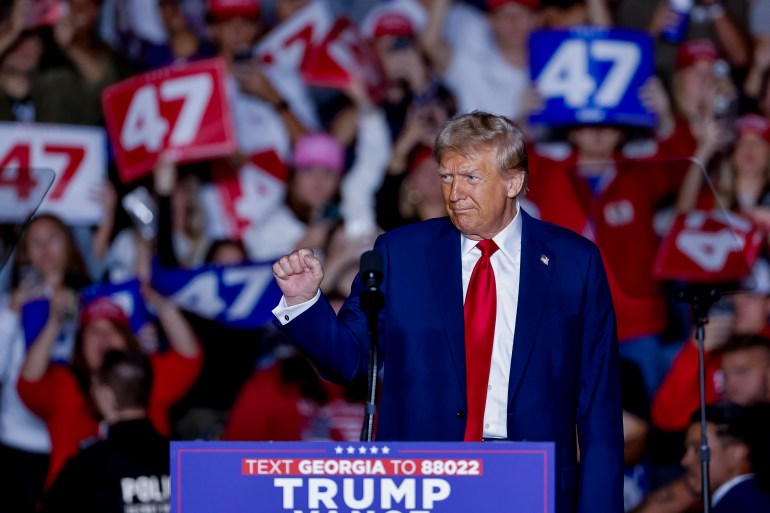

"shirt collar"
[461, 202, 522, 259]
[712, 474, 755, 507]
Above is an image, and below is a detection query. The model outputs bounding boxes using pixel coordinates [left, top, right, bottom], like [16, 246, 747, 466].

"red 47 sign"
[0, 123, 106, 224]
[653, 210, 764, 283]
[102, 58, 236, 183]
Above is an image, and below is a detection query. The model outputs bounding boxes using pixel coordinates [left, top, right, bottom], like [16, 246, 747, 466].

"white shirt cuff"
[272, 289, 322, 325]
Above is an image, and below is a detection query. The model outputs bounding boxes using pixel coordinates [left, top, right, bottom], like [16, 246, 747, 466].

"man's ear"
[92, 383, 117, 421]
[727, 442, 750, 471]
[506, 169, 526, 199]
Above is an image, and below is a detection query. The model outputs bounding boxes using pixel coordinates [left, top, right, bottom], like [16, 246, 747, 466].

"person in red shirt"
[526, 78, 696, 397]
[653, 258, 770, 431]
[17, 293, 202, 489]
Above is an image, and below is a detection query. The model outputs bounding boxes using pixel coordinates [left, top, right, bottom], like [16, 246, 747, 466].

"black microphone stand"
[675, 284, 730, 513]
[360, 269, 384, 442]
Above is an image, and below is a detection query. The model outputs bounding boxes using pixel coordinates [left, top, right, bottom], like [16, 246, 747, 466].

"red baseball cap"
[487, 0, 541, 11]
[208, 0, 259, 19]
[361, 3, 425, 41]
[371, 12, 415, 39]
[736, 114, 770, 145]
[676, 39, 719, 69]
[408, 144, 434, 173]
[80, 297, 130, 330]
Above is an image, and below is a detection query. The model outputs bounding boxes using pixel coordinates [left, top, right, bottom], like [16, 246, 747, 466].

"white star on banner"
[358, 446, 368, 455]
[334, 446, 343, 454]
[381, 446, 391, 455]
[370, 447, 379, 455]
[346, 446, 355, 454]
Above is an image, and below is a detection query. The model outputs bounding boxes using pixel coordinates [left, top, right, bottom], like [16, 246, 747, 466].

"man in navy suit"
[681, 403, 770, 513]
[272, 111, 623, 513]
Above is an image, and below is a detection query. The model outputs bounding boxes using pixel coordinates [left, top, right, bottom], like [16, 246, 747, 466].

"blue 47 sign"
[529, 28, 655, 127]
[172, 441, 554, 513]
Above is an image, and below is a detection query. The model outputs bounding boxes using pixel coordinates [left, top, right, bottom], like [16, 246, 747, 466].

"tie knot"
[476, 239, 499, 258]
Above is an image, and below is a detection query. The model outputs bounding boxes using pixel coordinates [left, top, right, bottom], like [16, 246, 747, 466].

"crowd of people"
[0, 0, 769, 511]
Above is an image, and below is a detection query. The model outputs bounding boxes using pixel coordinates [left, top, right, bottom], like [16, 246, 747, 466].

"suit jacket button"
[456, 409, 465, 419]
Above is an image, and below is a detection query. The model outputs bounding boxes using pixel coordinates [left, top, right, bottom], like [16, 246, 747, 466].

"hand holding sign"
[530, 28, 655, 127]
[102, 58, 236, 183]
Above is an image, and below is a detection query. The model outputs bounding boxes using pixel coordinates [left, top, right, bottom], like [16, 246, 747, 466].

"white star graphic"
[346, 446, 355, 454]
[381, 446, 391, 455]
[334, 446, 343, 454]
[370, 446, 379, 455]
[358, 446, 368, 455]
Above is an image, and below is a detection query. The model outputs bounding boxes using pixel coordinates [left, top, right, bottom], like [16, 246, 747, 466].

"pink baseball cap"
[293, 133, 345, 174]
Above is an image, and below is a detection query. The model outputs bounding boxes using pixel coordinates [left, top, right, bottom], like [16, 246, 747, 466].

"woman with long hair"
[0, 214, 90, 513]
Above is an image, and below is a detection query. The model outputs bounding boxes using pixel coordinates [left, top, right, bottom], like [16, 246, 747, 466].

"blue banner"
[21, 298, 76, 363]
[171, 441, 555, 513]
[151, 261, 283, 329]
[21, 279, 151, 360]
[529, 27, 655, 127]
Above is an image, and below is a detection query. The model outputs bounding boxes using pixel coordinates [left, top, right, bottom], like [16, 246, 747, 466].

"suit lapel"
[508, 210, 553, 406]
[426, 219, 466, 393]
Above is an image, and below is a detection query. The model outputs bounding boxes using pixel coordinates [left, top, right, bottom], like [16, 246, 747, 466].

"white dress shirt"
[461, 208, 522, 439]
[273, 208, 524, 440]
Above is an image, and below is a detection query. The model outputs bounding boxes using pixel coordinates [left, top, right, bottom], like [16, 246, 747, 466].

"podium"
[172, 441, 554, 513]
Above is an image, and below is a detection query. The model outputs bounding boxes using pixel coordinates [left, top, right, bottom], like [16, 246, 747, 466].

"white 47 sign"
[537, 39, 639, 108]
[530, 28, 654, 126]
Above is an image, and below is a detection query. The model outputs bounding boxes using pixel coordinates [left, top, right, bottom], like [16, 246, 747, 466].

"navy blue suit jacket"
[713, 476, 770, 513]
[277, 210, 624, 513]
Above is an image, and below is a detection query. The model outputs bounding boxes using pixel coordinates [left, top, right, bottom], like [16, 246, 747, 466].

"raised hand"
[272, 248, 324, 306]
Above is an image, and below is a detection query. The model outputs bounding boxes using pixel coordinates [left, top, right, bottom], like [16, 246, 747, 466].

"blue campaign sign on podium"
[529, 27, 655, 127]
[172, 441, 554, 513]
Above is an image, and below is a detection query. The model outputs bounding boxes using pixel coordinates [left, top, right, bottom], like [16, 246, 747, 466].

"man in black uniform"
[43, 350, 170, 513]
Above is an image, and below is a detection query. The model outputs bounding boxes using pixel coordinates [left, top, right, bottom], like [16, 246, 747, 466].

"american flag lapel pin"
[540, 254, 549, 266]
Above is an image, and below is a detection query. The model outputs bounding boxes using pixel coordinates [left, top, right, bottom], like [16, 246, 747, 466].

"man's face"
[438, 147, 524, 240]
[488, 3, 539, 50]
[210, 16, 259, 57]
[732, 293, 768, 335]
[722, 347, 770, 405]
[569, 126, 623, 159]
[681, 423, 741, 495]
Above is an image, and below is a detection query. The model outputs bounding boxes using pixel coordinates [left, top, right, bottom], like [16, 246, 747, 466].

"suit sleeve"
[576, 245, 624, 513]
[273, 238, 386, 385]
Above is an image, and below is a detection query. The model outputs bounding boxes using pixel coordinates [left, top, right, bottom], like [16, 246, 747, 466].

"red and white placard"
[203, 150, 288, 240]
[255, 0, 333, 70]
[0, 122, 106, 224]
[102, 58, 237, 183]
[302, 17, 387, 101]
[256, 0, 385, 99]
[653, 210, 763, 283]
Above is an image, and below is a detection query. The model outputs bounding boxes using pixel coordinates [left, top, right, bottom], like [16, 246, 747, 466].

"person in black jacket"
[42, 350, 170, 513]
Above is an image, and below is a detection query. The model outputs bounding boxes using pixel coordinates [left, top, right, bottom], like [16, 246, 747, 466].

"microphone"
[360, 250, 383, 291]
[360, 251, 384, 315]
[358, 251, 383, 442]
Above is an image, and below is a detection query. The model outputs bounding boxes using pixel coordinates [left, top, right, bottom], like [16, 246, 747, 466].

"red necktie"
[463, 239, 499, 441]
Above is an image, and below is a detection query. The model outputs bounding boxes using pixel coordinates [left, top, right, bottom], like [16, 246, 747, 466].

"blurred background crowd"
[0, 0, 770, 511]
